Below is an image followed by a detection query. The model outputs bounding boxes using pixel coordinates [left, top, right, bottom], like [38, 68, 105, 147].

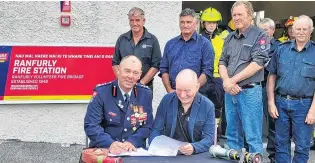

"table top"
[121, 152, 235, 163]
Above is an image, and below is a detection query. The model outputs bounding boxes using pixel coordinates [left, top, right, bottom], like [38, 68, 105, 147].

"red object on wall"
[60, 15, 71, 26]
[61, 1, 71, 12]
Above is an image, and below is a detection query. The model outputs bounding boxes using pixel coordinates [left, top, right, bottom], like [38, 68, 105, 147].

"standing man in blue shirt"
[112, 7, 161, 91]
[258, 17, 280, 163]
[219, 1, 269, 154]
[267, 15, 315, 163]
[159, 8, 214, 93]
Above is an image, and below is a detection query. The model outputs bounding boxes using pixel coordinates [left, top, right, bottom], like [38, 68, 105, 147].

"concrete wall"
[0, 1, 181, 145]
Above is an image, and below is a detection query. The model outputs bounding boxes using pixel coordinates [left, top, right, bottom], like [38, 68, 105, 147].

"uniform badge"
[131, 114, 137, 131]
[142, 44, 147, 48]
[89, 91, 98, 103]
[108, 112, 117, 117]
[92, 91, 97, 97]
[138, 106, 144, 126]
[258, 38, 267, 50]
[118, 100, 123, 109]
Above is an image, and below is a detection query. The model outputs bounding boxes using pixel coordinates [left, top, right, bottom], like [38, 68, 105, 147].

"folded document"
[109, 135, 187, 157]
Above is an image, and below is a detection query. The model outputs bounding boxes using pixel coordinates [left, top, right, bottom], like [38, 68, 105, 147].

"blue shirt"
[263, 38, 280, 83]
[267, 40, 315, 97]
[160, 32, 214, 89]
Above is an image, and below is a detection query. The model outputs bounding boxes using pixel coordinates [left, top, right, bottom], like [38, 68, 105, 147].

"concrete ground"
[0, 139, 315, 163]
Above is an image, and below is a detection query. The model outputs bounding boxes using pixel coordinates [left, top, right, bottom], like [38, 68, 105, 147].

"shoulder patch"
[136, 83, 150, 90]
[95, 81, 112, 88]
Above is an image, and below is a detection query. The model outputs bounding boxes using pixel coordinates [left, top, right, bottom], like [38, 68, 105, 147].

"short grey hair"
[259, 18, 275, 29]
[128, 7, 145, 18]
[180, 8, 197, 18]
[231, 1, 254, 18]
[293, 15, 314, 31]
[120, 55, 142, 68]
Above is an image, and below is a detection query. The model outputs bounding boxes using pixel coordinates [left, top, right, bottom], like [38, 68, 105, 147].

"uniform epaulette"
[95, 81, 112, 88]
[136, 83, 150, 90]
[311, 40, 315, 45]
[278, 40, 291, 46]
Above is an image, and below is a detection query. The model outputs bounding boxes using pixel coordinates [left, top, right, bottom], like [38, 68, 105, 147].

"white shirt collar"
[118, 82, 132, 100]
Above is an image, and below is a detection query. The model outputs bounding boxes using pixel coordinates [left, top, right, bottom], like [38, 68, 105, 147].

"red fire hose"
[82, 148, 123, 163]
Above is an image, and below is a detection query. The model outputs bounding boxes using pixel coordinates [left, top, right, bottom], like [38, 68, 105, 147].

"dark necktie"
[124, 93, 130, 104]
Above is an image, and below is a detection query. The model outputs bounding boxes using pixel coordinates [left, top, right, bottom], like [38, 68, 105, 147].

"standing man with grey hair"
[258, 17, 279, 163]
[219, 1, 269, 154]
[267, 15, 315, 163]
[112, 7, 162, 91]
[160, 8, 214, 95]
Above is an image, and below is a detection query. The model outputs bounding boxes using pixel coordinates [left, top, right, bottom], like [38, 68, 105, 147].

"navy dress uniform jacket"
[84, 80, 153, 148]
[149, 92, 215, 154]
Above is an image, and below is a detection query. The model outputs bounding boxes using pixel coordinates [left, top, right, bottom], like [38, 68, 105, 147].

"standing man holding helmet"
[199, 7, 226, 137]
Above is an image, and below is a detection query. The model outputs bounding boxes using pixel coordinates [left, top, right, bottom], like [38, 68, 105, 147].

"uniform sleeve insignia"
[92, 91, 98, 97]
[89, 91, 98, 103]
[258, 38, 267, 50]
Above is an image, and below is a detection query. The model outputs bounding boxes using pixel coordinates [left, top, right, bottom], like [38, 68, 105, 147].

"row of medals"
[130, 104, 147, 131]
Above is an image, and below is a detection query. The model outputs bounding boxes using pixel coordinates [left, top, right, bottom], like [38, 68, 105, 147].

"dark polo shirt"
[112, 27, 161, 86]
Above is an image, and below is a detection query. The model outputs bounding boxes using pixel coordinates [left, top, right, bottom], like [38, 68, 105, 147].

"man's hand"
[179, 143, 194, 156]
[109, 141, 126, 154]
[229, 84, 242, 95]
[268, 103, 279, 119]
[305, 109, 315, 125]
[122, 141, 136, 152]
[223, 78, 234, 92]
[223, 78, 241, 95]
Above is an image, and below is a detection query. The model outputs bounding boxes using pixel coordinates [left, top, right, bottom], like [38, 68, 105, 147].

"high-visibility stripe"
[97, 156, 104, 163]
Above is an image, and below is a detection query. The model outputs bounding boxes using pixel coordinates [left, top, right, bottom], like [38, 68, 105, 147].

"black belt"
[279, 94, 313, 100]
[241, 82, 261, 89]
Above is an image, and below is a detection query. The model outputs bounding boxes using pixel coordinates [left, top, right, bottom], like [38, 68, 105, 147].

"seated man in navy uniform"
[149, 69, 215, 155]
[84, 55, 153, 154]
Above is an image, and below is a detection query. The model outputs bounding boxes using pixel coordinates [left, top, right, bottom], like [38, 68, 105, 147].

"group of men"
[84, 1, 315, 163]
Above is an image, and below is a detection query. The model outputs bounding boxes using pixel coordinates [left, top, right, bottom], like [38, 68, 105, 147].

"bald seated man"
[84, 55, 153, 154]
[149, 69, 215, 155]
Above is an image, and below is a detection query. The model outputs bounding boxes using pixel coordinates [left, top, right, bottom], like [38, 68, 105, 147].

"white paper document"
[108, 135, 187, 157]
[148, 135, 187, 156]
